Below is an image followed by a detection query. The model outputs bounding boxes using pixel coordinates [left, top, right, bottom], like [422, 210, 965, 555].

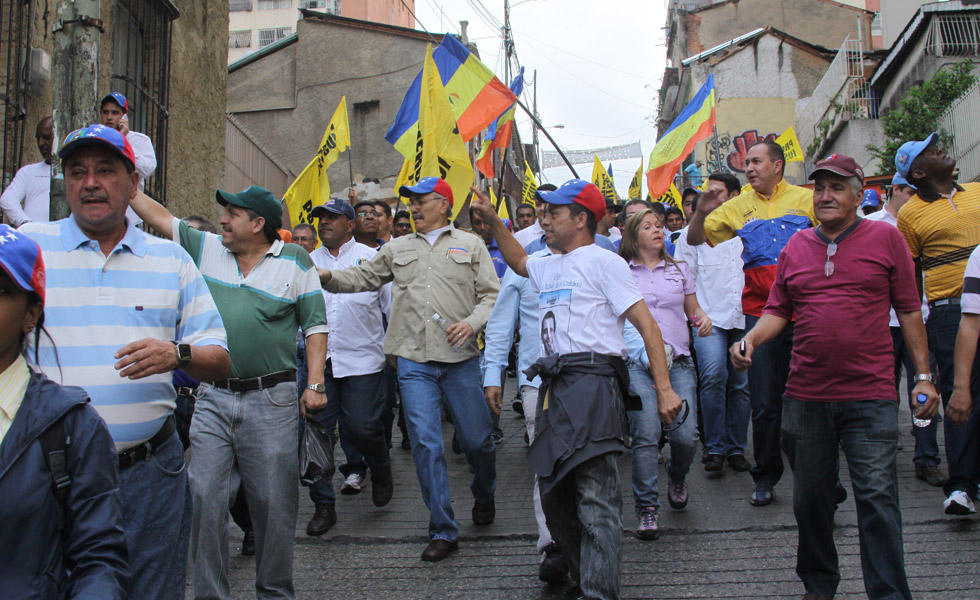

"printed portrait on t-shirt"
[538, 288, 572, 356]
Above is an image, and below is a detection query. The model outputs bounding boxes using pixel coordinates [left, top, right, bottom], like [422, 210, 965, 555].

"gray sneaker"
[636, 507, 660, 540]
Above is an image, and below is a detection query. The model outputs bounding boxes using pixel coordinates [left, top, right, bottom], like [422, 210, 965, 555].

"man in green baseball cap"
[216, 186, 283, 230]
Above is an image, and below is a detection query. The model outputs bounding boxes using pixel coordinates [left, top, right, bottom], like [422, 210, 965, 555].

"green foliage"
[867, 60, 977, 174]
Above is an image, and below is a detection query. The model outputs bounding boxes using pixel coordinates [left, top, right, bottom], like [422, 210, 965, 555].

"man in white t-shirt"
[471, 179, 681, 600]
[1, 117, 53, 226]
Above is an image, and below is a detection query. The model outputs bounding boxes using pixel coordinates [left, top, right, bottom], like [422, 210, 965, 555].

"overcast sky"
[414, 0, 671, 197]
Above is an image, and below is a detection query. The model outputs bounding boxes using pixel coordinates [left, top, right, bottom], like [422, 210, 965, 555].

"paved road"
[196, 376, 980, 599]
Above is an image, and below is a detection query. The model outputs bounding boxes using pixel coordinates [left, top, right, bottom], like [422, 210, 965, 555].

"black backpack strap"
[39, 418, 71, 532]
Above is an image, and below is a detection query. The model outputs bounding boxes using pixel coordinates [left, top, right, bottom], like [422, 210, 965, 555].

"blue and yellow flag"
[282, 96, 351, 228]
[392, 44, 474, 221]
[646, 74, 716, 198]
[386, 35, 517, 159]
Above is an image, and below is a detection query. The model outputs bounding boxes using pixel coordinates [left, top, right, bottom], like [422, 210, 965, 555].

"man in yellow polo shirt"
[687, 141, 816, 507]
[896, 132, 980, 516]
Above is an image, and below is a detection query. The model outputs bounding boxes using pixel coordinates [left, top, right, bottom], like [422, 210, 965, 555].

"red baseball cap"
[534, 179, 606, 221]
[399, 177, 454, 205]
[809, 153, 865, 185]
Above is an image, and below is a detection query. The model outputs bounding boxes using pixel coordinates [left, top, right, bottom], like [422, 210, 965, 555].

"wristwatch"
[307, 383, 326, 394]
[913, 373, 936, 385]
[174, 343, 192, 369]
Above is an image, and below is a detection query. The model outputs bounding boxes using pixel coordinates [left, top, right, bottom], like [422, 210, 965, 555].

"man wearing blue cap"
[895, 132, 980, 515]
[319, 176, 499, 562]
[861, 189, 882, 215]
[101, 93, 157, 193]
[302, 198, 393, 537]
[19, 124, 232, 600]
[866, 174, 946, 487]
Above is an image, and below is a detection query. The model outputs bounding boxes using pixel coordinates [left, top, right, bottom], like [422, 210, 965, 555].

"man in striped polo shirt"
[131, 184, 328, 599]
[896, 133, 980, 515]
[20, 124, 231, 600]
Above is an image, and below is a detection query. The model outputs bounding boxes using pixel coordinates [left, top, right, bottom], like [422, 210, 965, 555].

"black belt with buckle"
[928, 297, 960, 309]
[176, 386, 196, 397]
[211, 370, 296, 393]
[118, 415, 177, 469]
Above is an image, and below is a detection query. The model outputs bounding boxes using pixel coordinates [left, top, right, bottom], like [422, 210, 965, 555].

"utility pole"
[49, 0, 102, 220]
[532, 70, 539, 175]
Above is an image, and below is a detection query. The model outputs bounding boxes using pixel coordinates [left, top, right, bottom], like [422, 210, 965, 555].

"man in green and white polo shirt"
[131, 186, 328, 599]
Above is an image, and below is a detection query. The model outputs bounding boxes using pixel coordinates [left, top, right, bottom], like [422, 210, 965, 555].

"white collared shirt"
[514, 220, 543, 248]
[0, 161, 51, 226]
[673, 226, 746, 330]
[126, 130, 157, 192]
[310, 238, 391, 377]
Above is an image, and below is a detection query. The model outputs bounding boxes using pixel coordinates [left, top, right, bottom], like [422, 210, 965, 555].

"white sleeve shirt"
[126, 130, 157, 191]
[309, 239, 388, 377]
[673, 226, 745, 330]
[0, 161, 50, 226]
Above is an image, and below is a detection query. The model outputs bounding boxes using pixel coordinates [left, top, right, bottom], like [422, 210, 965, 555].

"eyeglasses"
[408, 196, 445, 208]
[824, 242, 838, 277]
[356, 211, 376, 218]
[394, 222, 412, 229]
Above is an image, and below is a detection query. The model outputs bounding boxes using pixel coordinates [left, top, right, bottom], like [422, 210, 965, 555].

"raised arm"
[469, 186, 530, 278]
[685, 186, 728, 246]
[129, 189, 176, 240]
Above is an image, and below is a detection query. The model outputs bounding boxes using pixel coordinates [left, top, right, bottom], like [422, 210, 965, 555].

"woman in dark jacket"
[0, 224, 129, 598]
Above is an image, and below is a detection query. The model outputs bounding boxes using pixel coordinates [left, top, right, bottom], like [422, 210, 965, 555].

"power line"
[513, 27, 660, 83]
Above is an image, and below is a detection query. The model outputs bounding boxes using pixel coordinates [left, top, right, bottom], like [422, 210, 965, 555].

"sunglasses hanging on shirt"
[814, 220, 862, 278]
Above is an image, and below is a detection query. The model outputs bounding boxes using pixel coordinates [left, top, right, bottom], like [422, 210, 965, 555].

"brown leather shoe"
[421, 538, 458, 562]
[915, 464, 948, 487]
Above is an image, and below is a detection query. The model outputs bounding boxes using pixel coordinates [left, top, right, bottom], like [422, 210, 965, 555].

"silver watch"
[913, 373, 935, 385]
[306, 383, 326, 393]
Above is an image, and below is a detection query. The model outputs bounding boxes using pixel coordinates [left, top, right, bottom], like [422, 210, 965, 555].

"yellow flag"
[521, 162, 538, 205]
[654, 182, 682, 209]
[283, 96, 351, 228]
[628, 160, 643, 200]
[776, 126, 804, 163]
[591, 155, 617, 204]
[490, 187, 509, 221]
[398, 44, 475, 221]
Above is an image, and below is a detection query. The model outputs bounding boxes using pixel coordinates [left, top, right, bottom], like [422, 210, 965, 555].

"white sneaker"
[340, 472, 364, 494]
[943, 490, 976, 515]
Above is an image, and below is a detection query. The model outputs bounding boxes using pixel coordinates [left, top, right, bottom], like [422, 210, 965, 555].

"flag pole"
[514, 98, 578, 178]
[495, 148, 509, 211]
[712, 125, 723, 173]
[347, 149, 354, 188]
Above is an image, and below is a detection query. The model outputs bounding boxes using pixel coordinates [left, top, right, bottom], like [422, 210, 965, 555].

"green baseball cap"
[215, 186, 282, 230]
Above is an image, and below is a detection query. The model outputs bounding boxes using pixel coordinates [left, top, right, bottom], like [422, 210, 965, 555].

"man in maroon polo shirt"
[731, 154, 939, 600]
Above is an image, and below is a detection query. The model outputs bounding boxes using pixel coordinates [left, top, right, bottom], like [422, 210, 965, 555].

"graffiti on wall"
[703, 130, 780, 174]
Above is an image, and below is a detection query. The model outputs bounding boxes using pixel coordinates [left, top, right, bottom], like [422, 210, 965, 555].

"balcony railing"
[938, 81, 980, 182]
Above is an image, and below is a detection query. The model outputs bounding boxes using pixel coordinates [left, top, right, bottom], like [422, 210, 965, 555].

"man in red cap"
[319, 176, 500, 563]
[471, 178, 681, 600]
[731, 154, 938, 600]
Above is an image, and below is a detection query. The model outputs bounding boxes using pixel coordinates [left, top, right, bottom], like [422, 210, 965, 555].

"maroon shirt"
[763, 219, 920, 402]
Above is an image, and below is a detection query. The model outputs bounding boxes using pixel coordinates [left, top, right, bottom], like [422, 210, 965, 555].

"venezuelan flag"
[386, 35, 517, 158]
[476, 69, 524, 179]
[646, 74, 716, 198]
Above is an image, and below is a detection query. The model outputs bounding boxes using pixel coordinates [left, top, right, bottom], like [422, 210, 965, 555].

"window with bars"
[111, 0, 178, 204]
[229, 30, 252, 48]
[0, 1, 36, 190]
[230, 0, 253, 11]
[258, 0, 291, 9]
[258, 27, 292, 47]
[299, 0, 326, 8]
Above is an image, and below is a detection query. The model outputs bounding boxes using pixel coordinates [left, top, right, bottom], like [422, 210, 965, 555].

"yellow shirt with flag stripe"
[0, 355, 31, 447]
[897, 182, 980, 302]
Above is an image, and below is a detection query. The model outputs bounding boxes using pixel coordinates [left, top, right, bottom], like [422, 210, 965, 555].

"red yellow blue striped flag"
[646, 74, 717, 198]
[386, 35, 517, 158]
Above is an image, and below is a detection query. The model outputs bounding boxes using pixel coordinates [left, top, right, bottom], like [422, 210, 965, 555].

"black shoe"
[421, 538, 458, 562]
[704, 454, 725, 472]
[241, 530, 255, 556]
[372, 463, 394, 508]
[401, 436, 411, 450]
[749, 481, 774, 507]
[727, 454, 751, 472]
[538, 543, 568, 585]
[491, 431, 503, 444]
[834, 480, 847, 507]
[512, 398, 525, 416]
[452, 433, 462, 455]
[305, 502, 337, 536]
[472, 499, 496, 525]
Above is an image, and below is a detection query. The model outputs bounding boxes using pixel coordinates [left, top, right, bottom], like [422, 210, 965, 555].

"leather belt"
[211, 370, 296, 392]
[118, 416, 176, 469]
[928, 297, 960, 309]
[176, 386, 196, 397]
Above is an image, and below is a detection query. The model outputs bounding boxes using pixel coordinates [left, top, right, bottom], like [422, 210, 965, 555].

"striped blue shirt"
[20, 216, 228, 451]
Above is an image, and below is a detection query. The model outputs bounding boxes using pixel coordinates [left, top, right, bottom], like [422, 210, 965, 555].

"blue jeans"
[118, 428, 190, 600]
[309, 362, 389, 504]
[541, 452, 622, 600]
[627, 356, 698, 511]
[783, 397, 911, 600]
[295, 335, 307, 400]
[889, 327, 941, 466]
[397, 356, 496, 541]
[190, 381, 300, 600]
[693, 326, 750, 457]
[744, 314, 795, 486]
[927, 304, 980, 498]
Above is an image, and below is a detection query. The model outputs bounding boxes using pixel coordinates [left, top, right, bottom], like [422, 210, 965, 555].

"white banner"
[542, 141, 642, 169]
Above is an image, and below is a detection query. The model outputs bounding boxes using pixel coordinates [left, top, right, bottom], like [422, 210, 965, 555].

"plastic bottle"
[912, 393, 931, 428]
[432, 313, 463, 351]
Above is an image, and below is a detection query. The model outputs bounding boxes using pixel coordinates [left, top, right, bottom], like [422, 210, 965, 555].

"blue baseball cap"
[58, 124, 136, 171]
[861, 189, 881, 209]
[894, 132, 938, 179]
[535, 179, 606, 221]
[101, 92, 129, 113]
[311, 198, 355, 220]
[0, 224, 45, 303]
[891, 173, 916, 189]
[399, 177, 454, 205]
